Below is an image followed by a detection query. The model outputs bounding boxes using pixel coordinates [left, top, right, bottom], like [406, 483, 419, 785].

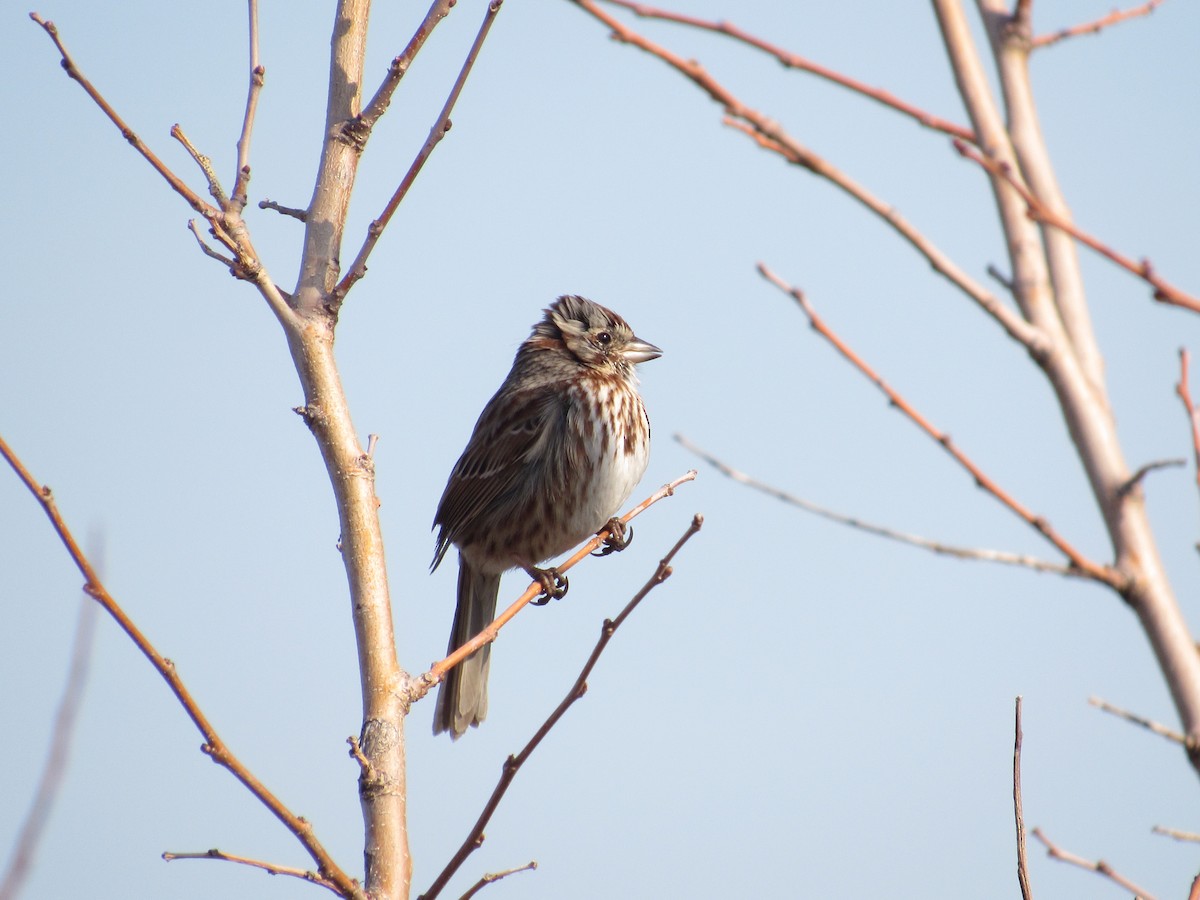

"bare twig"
[1117, 458, 1186, 497]
[757, 262, 1121, 588]
[954, 139, 1200, 314]
[675, 433, 1077, 577]
[1176, 349, 1200, 505]
[1013, 697, 1033, 900]
[0, 435, 363, 900]
[457, 862, 537, 900]
[335, 0, 504, 304]
[410, 470, 698, 704]
[1033, 0, 1165, 48]
[187, 220, 238, 269]
[597, 0, 974, 141]
[161, 848, 341, 895]
[1152, 825, 1200, 843]
[258, 198, 308, 221]
[1088, 696, 1187, 745]
[1191, 874, 1200, 900]
[231, 0, 265, 211]
[171, 124, 228, 207]
[419, 515, 704, 900]
[1030, 828, 1157, 899]
[568, 0, 1047, 355]
[0, 590, 97, 900]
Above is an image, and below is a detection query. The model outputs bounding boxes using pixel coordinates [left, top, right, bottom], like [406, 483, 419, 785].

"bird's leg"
[517, 560, 568, 605]
[592, 517, 632, 557]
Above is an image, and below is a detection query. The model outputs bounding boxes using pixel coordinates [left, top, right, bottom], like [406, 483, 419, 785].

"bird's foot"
[523, 565, 568, 606]
[592, 517, 632, 557]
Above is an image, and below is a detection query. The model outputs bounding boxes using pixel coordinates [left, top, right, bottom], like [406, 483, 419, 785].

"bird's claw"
[592, 517, 632, 557]
[528, 567, 568, 605]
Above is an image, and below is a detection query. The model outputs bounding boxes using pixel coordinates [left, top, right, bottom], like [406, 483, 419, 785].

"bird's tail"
[433, 557, 500, 738]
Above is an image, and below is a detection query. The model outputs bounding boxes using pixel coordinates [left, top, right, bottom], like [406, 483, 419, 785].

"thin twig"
[457, 862, 537, 900]
[954, 139, 1200, 314]
[757, 262, 1121, 588]
[1088, 696, 1186, 745]
[1117, 457, 1186, 497]
[598, 0, 974, 141]
[1030, 828, 1157, 899]
[1152, 825, 1200, 843]
[171, 124, 228, 207]
[0, 435, 363, 900]
[1033, 0, 1165, 48]
[675, 433, 1077, 577]
[232, 0, 265, 211]
[187, 220, 238, 268]
[419, 515, 704, 900]
[258, 198, 308, 221]
[1175, 349, 1200, 506]
[0, 589, 98, 900]
[410, 470, 698, 704]
[568, 0, 1047, 355]
[335, 0, 504, 305]
[1013, 697, 1033, 900]
[161, 848, 341, 895]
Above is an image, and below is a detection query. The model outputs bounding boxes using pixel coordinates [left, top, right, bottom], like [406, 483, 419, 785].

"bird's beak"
[622, 337, 663, 364]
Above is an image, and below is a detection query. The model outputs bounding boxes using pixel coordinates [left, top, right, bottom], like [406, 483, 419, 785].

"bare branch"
[569, 0, 1047, 355]
[0, 434, 364, 900]
[171, 124, 228, 207]
[597, 0, 975, 141]
[335, 0, 505, 305]
[231, 0, 265, 211]
[1012, 697, 1033, 900]
[1034, 0, 1165, 48]
[1117, 457, 1186, 498]
[1030, 828, 1157, 899]
[410, 470, 698, 705]
[0, 590, 97, 900]
[258, 198, 308, 221]
[676, 433, 1078, 577]
[1152, 825, 1200, 843]
[1176, 349, 1200, 508]
[419, 515, 704, 900]
[757, 262, 1120, 588]
[1088, 696, 1187, 745]
[456, 862, 538, 900]
[161, 848, 341, 895]
[187, 220, 239, 269]
[954, 139, 1200, 315]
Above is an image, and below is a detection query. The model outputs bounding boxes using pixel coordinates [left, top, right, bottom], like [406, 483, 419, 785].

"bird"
[431, 295, 662, 738]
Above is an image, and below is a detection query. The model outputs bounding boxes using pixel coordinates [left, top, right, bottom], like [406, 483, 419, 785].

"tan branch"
[597, 0, 974, 141]
[1152, 825, 1200, 843]
[1034, 0, 1165, 48]
[161, 848, 341, 895]
[0, 435, 363, 900]
[171, 124, 228, 207]
[1088, 696, 1186, 745]
[758, 262, 1120, 588]
[259, 198, 308, 221]
[1175, 349, 1200, 508]
[419, 515, 704, 900]
[1013, 697, 1033, 900]
[1030, 827, 1157, 899]
[231, 0, 264, 211]
[456, 862, 538, 900]
[954, 139, 1200, 315]
[676, 433, 1078, 578]
[410, 470, 697, 704]
[335, 0, 504, 305]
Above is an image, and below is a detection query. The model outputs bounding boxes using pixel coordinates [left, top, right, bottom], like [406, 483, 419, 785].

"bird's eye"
[596, 331, 612, 346]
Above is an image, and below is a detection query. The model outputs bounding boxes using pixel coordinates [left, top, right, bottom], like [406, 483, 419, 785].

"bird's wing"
[432, 383, 568, 568]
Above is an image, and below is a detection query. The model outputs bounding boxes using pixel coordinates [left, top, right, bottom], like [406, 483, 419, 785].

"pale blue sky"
[3, 2, 1199, 897]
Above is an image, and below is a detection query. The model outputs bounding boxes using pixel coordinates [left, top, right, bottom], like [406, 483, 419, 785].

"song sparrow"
[431, 295, 662, 738]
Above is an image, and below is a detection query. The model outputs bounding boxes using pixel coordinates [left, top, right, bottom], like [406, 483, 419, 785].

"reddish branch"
[419, 515, 704, 900]
[1030, 828, 1156, 899]
[1013, 698, 1033, 900]
[1176, 349, 1200, 502]
[597, 0, 974, 141]
[410, 470, 698, 704]
[0, 435, 363, 900]
[757, 262, 1121, 588]
[1033, 0, 1165, 48]
[954, 139, 1200, 314]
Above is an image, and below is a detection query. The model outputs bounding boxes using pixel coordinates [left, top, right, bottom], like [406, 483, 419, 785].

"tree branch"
[419, 514, 704, 900]
[757, 262, 1119, 587]
[231, 0, 265, 211]
[161, 848, 342, 895]
[1175, 348, 1200, 509]
[1030, 828, 1156, 899]
[0, 435, 363, 899]
[1033, 0, 1165, 48]
[676, 433, 1078, 577]
[1013, 697, 1033, 900]
[1088, 696, 1186, 745]
[456, 862, 537, 900]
